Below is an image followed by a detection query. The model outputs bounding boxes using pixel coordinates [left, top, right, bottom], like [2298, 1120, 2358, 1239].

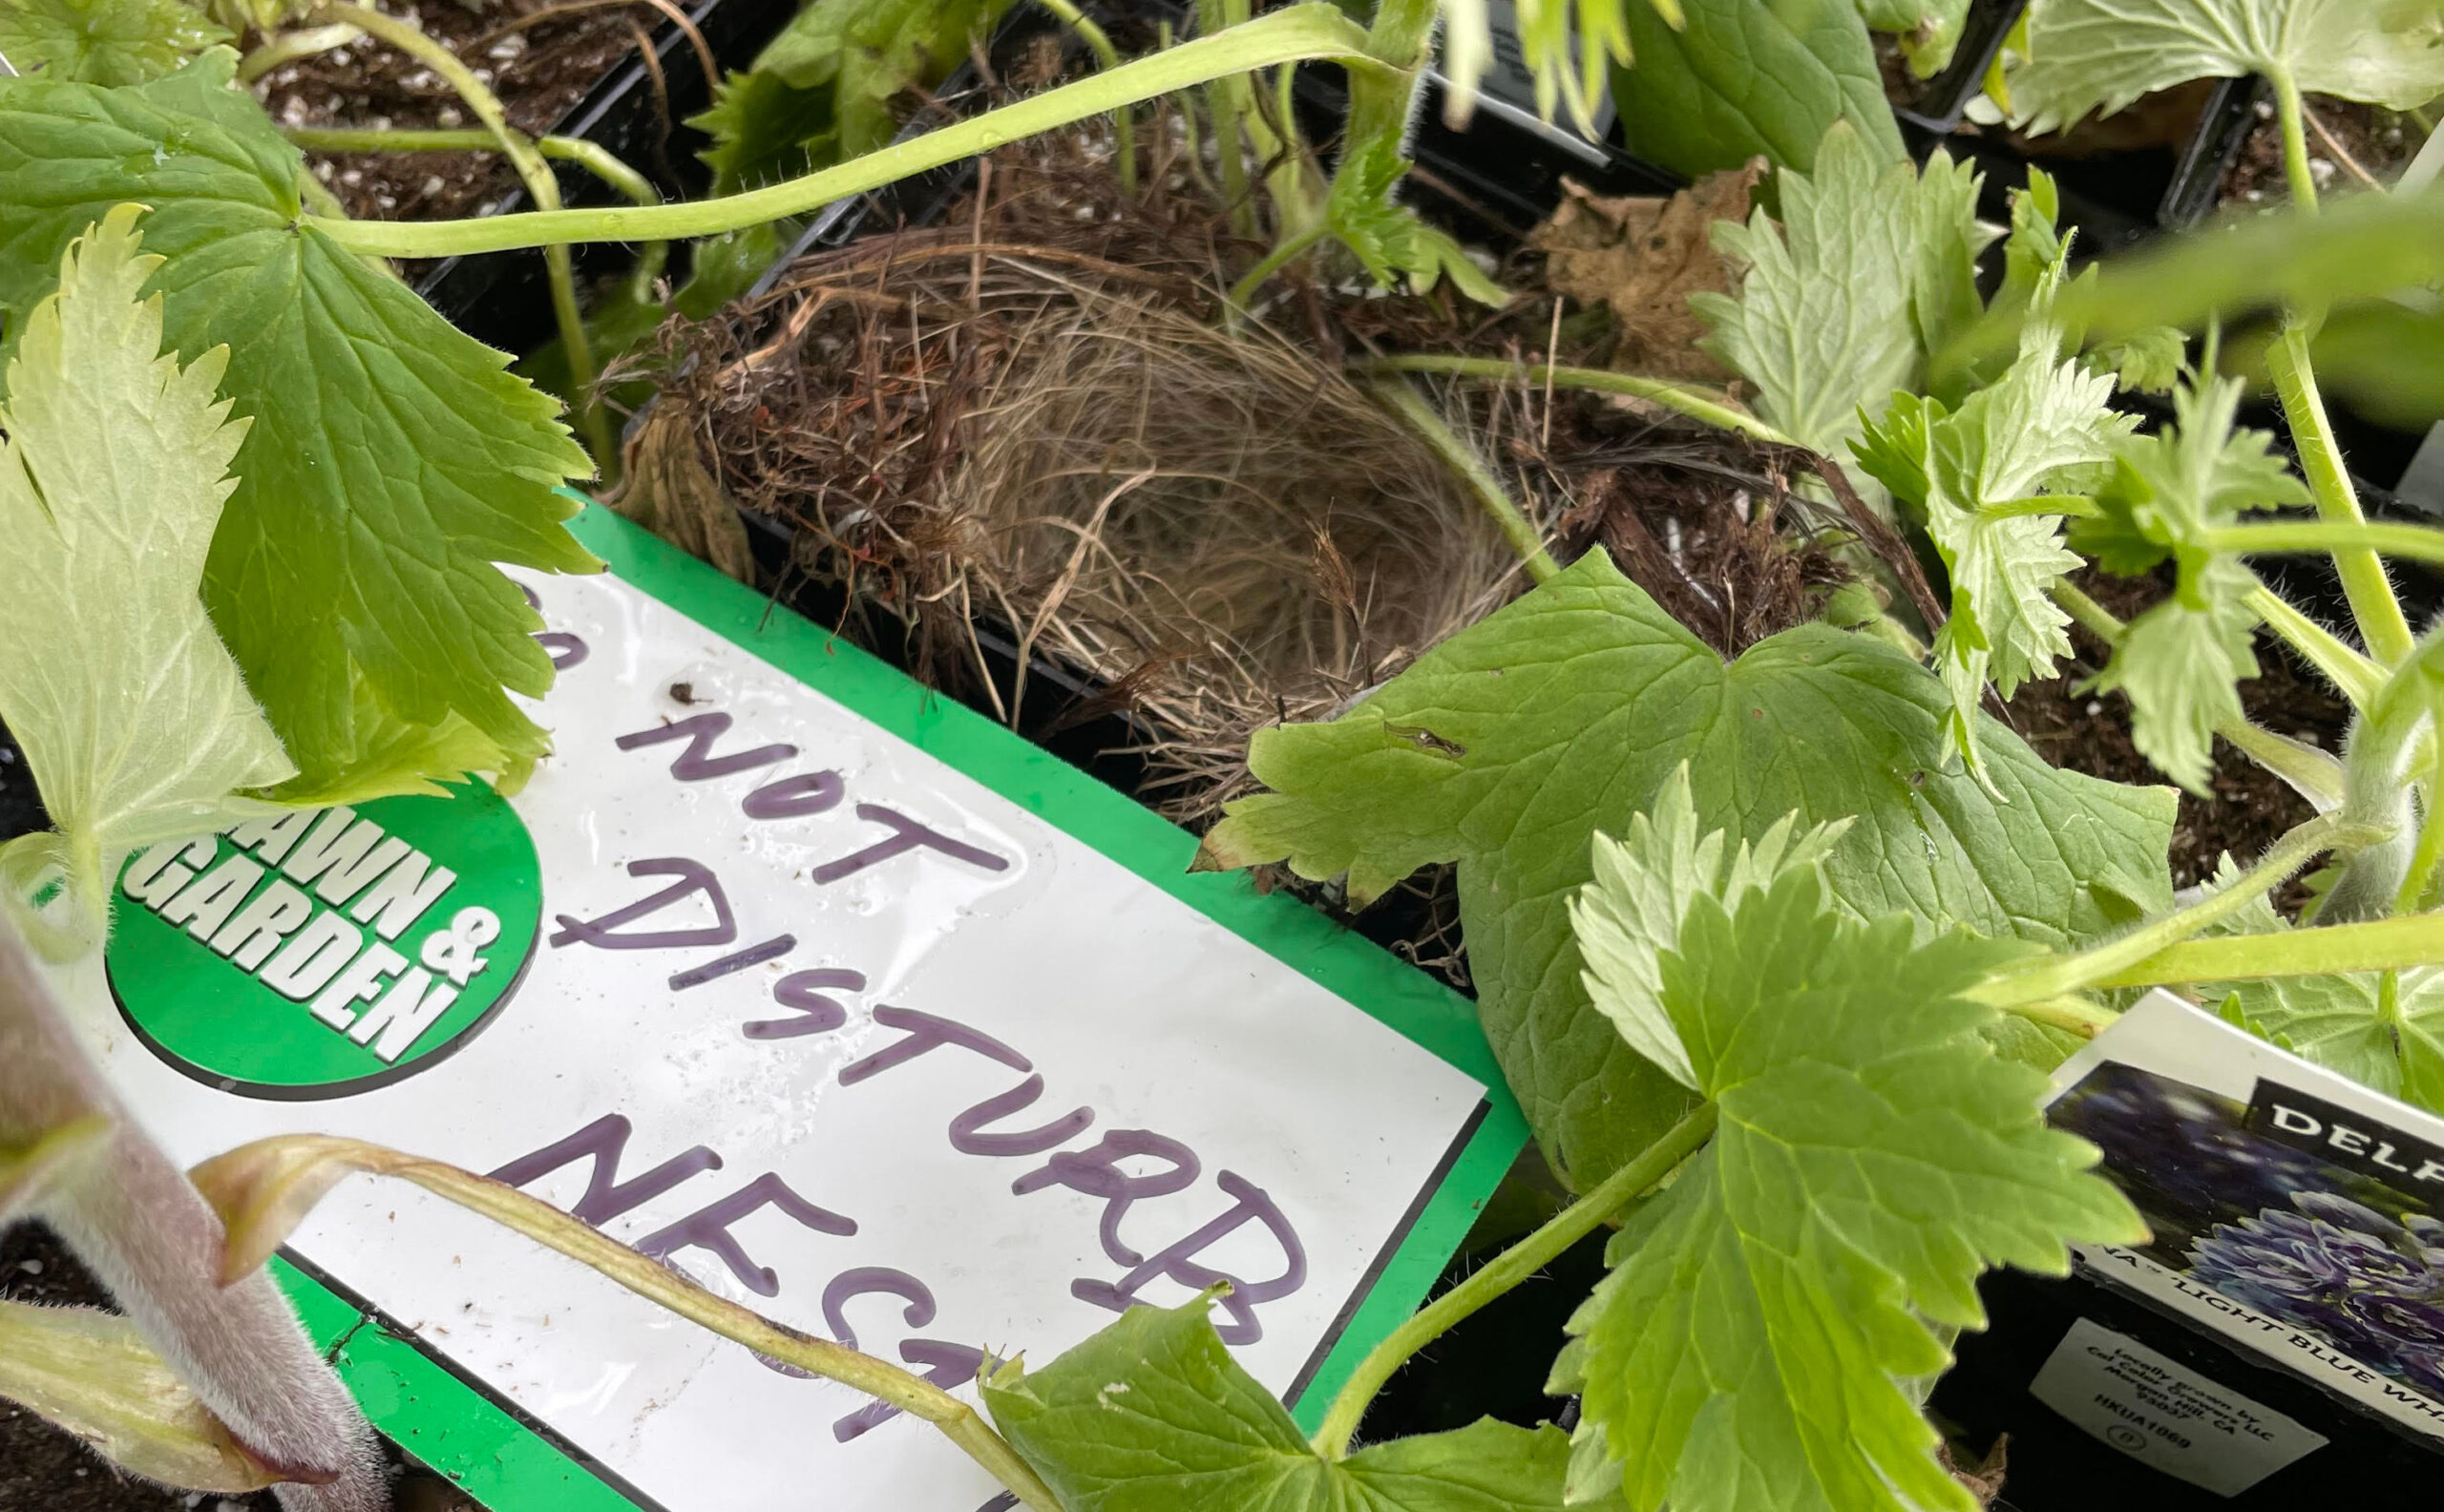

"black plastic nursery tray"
[411, 0, 800, 358]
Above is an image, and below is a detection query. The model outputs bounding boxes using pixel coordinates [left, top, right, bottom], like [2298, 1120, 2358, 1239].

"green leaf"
[2089, 326, 2187, 396]
[0, 203, 292, 938]
[1859, 318, 2130, 774]
[1570, 764, 1850, 1089]
[2191, 857, 2444, 1113]
[1694, 125, 1922, 462]
[693, 0, 1015, 193]
[1909, 146, 1990, 363]
[1323, 133, 1508, 305]
[694, 69, 841, 195]
[985, 1296, 1575, 1512]
[1201, 550, 2176, 1188]
[2012, 0, 2444, 135]
[1858, 0, 1972, 77]
[1608, 0, 1904, 180]
[0, 54, 600, 793]
[2071, 370, 2306, 791]
[1556, 867, 2145, 1512]
[0, 0, 225, 85]
[2100, 372, 2310, 552]
[2091, 560, 2261, 794]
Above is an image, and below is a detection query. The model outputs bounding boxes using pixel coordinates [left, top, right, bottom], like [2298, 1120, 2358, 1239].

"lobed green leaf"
[0, 203, 292, 942]
[0, 53, 600, 796]
[2011, 0, 2444, 135]
[1202, 551, 2175, 1189]
[0, 0, 226, 86]
[1557, 867, 2144, 1512]
[985, 1296, 1577, 1512]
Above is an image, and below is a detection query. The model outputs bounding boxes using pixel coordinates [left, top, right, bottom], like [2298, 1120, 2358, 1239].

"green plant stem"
[1974, 813, 2381, 1006]
[289, 124, 668, 306]
[1199, 0, 1259, 237]
[294, 170, 351, 223]
[2209, 519, 2444, 571]
[1241, 58, 1320, 233]
[2092, 910, 2444, 989]
[1346, 0, 1437, 145]
[2264, 327, 2414, 666]
[1359, 355, 1794, 445]
[2259, 69, 2417, 670]
[2398, 736, 2444, 912]
[315, 2, 612, 468]
[197, 1138, 1064, 1512]
[284, 126, 660, 209]
[2243, 581, 2385, 708]
[2011, 995, 2123, 1038]
[2324, 630, 2442, 920]
[308, 6, 1377, 259]
[2271, 73, 2322, 217]
[1310, 1102, 1720, 1460]
[1226, 220, 1328, 312]
[235, 21, 361, 84]
[1370, 378, 1560, 582]
[1035, 0, 1135, 197]
[2052, 579, 2348, 808]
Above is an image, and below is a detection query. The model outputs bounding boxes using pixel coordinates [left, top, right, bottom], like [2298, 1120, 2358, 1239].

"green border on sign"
[284, 503, 1529, 1505]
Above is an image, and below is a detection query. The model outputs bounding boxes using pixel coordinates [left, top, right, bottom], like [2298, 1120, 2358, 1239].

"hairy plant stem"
[1198, 0, 1259, 237]
[2242, 581, 2385, 708]
[235, 22, 360, 84]
[2271, 73, 2322, 218]
[2399, 736, 2444, 912]
[2011, 995, 2122, 1039]
[2324, 632, 2442, 921]
[2264, 331, 2415, 666]
[306, 7, 1379, 257]
[1370, 378, 1559, 582]
[2210, 519, 2444, 571]
[1347, 0, 1437, 146]
[287, 125, 667, 303]
[1226, 220, 1328, 314]
[314, 2, 612, 468]
[1310, 1102, 1720, 1460]
[2051, 579, 2348, 810]
[1035, 0, 1135, 197]
[2262, 74, 2416, 670]
[1357, 355, 1794, 445]
[1973, 813, 2382, 1006]
[193, 1137, 1064, 1512]
[2091, 911, 2444, 989]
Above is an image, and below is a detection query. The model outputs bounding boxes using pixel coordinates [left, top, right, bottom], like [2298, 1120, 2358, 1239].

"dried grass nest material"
[628, 201, 1527, 825]
[624, 129, 1866, 830]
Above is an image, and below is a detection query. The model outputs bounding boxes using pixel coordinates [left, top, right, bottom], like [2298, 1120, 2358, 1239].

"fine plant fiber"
[636, 110, 1864, 830]
[641, 116, 1522, 826]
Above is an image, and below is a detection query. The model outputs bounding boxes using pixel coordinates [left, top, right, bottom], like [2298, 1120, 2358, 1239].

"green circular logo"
[106, 782, 542, 1100]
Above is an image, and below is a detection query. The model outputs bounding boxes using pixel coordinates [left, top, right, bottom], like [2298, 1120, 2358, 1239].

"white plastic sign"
[70, 508, 1522, 1512]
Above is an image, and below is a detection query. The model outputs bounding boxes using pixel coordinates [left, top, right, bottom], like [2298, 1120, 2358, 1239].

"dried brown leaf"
[1531, 164, 1766, 382]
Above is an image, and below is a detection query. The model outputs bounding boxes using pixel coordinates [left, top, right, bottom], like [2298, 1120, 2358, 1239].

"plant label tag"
[72, 507, 1527, 1512]
[2028, 1316, 2328, 1495]
[2049, 991, 2444, 1446]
